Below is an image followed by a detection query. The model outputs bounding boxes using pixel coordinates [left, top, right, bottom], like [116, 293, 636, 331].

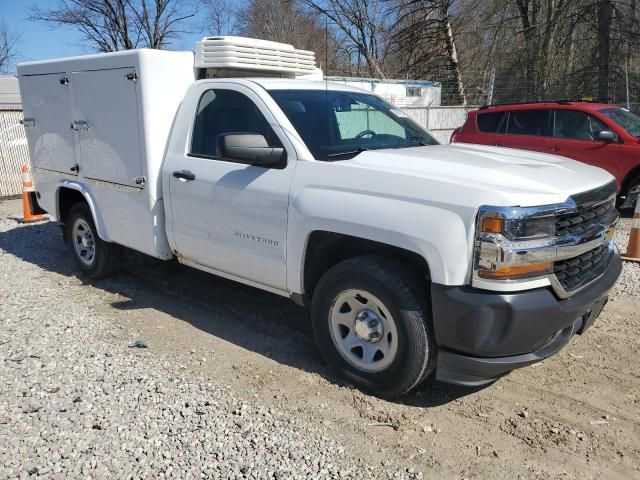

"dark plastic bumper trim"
[432, 248, 621, 387]
[436, 317, 581, 386]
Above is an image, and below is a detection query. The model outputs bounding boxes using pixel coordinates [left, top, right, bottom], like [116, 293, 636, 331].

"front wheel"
[311, 255, 436, 399]
[64, 203, 122, 279]
[619, 175, 640, 215]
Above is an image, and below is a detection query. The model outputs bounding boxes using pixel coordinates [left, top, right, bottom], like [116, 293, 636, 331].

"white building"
[325, 76, 441, 108]
[0, 76, 21, 109]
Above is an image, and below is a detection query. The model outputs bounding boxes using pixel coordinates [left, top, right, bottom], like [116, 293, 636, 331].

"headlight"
[474, 207, 558, 283]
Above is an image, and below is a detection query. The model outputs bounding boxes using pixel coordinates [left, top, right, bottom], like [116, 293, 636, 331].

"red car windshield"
[599, 107, 640, 138]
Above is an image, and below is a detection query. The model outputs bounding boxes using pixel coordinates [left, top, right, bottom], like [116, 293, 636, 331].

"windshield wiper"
[327, 147, 368, 159]
[405, 137, 429, 146]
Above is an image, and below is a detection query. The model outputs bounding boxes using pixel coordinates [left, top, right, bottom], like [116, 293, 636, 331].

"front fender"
[286, 186, 474, 294]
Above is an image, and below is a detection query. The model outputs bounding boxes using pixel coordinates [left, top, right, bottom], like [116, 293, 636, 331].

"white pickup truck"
[18, 37, 621, 398]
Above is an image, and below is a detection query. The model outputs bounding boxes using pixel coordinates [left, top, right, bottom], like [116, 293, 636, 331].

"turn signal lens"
[481, 217, 504, 234]
[478, 262, 553, 280]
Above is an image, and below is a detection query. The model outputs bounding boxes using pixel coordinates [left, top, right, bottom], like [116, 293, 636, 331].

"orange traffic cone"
[20, 165, 46, 223]
[622, 187, 640, 263]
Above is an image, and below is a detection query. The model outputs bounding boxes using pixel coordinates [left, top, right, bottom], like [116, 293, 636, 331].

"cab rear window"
[477, 112, 507, 133]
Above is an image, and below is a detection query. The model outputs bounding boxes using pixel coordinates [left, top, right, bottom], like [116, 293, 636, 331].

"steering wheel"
[355, 129, 377, 139]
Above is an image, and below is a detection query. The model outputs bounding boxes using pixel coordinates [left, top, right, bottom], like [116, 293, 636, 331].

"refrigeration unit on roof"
[195, 36, 317, 79]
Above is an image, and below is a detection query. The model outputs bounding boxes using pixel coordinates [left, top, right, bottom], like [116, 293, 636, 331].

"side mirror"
[217, 133, 285, 166]
[595, 130, 616, 142]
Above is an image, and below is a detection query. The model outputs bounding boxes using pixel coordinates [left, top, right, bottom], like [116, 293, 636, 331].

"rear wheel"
[311, 255, 436, 399]
[64, 203, 122, 279]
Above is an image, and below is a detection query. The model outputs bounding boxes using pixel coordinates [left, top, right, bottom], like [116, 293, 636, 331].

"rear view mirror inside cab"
[331, 95, 353, 112]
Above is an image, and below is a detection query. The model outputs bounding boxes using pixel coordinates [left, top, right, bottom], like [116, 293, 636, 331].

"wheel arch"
[56, 182, 110, 241]
[620, 165, 640, 195]
[298, 230, 432, 305]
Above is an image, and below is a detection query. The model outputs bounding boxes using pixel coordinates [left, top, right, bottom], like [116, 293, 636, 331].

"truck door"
[166, 85, 295, 291]
[19, 73, 77, 175]
[71, 68, 144, 188]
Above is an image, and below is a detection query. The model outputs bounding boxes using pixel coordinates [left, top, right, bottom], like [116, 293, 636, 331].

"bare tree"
[0, 22, 18, 74]
[229, 0, 342, 74]
[201, 0, 238, 36]
[595, 0, 613, 101]
[509, 0, 579, 100]
[393, 0, 467, 104]
[30, 0, 195, 52]
[300, 0, 393, 79]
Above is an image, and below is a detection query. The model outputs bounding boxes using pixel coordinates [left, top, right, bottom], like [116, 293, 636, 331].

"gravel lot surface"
[1, 198, 639, 479]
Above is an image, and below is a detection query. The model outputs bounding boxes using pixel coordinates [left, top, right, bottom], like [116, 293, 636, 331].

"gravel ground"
[0, 201, 401, 480]
[1, 198, 639, 480]
[611, 218, 640, 296]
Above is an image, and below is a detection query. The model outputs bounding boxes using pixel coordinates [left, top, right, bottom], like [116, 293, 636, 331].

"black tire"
[64, 202, 122, 279]
[311, 255, 436, 399]
[619, 175, 640, 215]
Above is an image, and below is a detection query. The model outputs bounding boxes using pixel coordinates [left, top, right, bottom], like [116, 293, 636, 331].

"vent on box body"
[194, 36, 317, 79]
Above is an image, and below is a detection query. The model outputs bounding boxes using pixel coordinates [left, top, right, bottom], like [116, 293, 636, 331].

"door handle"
[548, 145, 561, 152]
[71, 121, 89, 132]
[70, 164, 79, 173]
[173, 170, 196, 181]
[494, 143, 504, 147]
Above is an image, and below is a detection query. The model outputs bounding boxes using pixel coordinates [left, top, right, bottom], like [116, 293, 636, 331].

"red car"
[451, 101, 640, 210]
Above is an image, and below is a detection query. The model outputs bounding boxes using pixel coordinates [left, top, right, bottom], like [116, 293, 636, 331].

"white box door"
[19, 73, 77, 175]
[71, 68, 144, 188]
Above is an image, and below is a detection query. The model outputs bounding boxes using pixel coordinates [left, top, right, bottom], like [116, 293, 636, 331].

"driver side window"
[191, 89, 282, 159]
[335, 100, 406, 139]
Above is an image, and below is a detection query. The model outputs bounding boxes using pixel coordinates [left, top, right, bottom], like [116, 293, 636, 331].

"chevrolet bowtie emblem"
[605, 226, 615, 242]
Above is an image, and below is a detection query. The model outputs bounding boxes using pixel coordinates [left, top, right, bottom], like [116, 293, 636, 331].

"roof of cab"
[247, 78, 370, 93]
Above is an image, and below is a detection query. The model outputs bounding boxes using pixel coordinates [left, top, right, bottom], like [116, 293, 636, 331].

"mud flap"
[29, 192, 46, 215]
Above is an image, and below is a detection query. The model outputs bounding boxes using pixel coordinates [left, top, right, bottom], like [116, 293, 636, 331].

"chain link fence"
[403, 105, 475, 143]
[0, 109, 30, 198]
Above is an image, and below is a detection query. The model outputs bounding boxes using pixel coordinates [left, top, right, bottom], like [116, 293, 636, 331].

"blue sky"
[0, 0, 222, 73]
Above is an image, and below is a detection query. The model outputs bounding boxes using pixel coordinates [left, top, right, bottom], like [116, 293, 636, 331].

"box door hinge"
[20, 118, 35, 128]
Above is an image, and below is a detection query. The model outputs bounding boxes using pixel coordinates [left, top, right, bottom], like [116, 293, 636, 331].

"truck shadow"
[0, 218, 483, 407]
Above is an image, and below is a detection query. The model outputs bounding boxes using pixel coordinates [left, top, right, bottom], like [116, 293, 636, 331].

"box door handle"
[71, 121, 89, 132]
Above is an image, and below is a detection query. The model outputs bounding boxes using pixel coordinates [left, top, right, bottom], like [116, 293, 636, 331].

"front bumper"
[432, 248, 622, 387]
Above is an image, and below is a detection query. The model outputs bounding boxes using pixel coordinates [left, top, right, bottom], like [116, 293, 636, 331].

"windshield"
[598, 107, 640, 137]
[268, 89, 438, 160]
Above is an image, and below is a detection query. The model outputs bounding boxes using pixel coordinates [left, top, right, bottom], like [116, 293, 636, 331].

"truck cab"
[18, 37, 622, 398]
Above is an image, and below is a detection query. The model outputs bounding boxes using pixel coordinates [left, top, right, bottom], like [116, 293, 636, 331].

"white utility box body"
[18, 49, 194, 258]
